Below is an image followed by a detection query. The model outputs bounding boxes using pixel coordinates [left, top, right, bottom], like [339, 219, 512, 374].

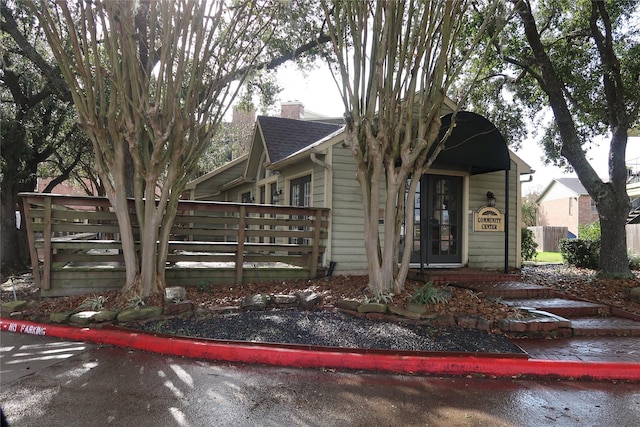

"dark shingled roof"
[258, 116, 342, 163]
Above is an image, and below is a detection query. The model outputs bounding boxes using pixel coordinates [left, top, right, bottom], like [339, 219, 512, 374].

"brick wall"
[280, 102, 304, 119]
[538, 198, 579, 237]
[578, 195, 599, 227]
[538, 195, 599, 238]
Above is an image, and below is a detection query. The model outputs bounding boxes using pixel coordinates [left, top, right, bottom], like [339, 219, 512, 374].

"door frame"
[408, 171, 468, 269]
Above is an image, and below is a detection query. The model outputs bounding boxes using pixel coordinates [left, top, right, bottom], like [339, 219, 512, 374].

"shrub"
[559, 238, 600, 269]
[579, 221, 601, 240]
[629, 252, 640, 270]
[78, 295, 108, 311]
[521, 228, 538, 261]
[408, 282, 451, 305]
[127, 295, 146, 310]
[363, 290, 394, 304]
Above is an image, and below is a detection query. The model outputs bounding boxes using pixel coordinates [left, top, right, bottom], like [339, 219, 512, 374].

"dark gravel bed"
[130, 308, 524, 354]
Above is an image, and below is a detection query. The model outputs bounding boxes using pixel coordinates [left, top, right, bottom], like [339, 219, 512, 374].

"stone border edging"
[2, 318, 638, 381]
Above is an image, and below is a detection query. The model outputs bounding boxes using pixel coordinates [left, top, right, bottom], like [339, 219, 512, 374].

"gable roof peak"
[555, 177, 588, 195]
[257, 116, 342, 164]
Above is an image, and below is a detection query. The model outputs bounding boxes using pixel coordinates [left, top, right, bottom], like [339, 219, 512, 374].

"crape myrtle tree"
[320, 0, 513, 294]
[465, 0, 639, 278]
[31, 0, 330, 298]
[0, 1, 90, 272]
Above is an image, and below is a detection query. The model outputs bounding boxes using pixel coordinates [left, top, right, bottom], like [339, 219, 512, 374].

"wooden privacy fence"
[628, 224, 640, 255]
[528, 226, 568, 252]
[19, 193, 330, 296]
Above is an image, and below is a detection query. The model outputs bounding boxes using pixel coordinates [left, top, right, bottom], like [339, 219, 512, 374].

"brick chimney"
[280, 101, 304, 119]
[232, 105, 256, 127]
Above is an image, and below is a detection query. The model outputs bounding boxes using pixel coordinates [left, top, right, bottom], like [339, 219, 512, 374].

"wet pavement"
[514, 336, 640, 363]
[2, 331, 640, 427]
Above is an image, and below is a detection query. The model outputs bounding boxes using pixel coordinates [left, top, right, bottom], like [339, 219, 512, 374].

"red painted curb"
[2, 319, 638, 381]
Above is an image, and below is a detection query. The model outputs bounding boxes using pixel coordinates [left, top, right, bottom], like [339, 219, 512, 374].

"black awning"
[433, 111, 510, 174]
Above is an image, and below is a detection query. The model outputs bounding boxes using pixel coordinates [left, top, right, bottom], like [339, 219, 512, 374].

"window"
[289, 175, 311, 246]
[569, 198, 574, 216]
[290, 175, 311, 207]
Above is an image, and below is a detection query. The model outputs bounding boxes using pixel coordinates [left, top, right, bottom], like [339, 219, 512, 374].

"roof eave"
[185, 154, 248, 190]
[270, 128, 345, 170]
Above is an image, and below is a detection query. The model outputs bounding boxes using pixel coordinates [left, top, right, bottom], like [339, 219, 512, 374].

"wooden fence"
[628, 224, 640, 255]
[528, 226, 568, 252]
[19, 193, 329, 296]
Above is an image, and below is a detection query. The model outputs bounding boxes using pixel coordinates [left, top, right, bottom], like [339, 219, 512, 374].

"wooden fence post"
[42, 196, 52, 290]
[21, 196, 42, 288]
[236, 206, 246, 284]
[309, 209, 323, 278]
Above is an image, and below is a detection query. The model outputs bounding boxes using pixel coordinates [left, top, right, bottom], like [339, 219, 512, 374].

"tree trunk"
[396, 174, 421, 292]
[1, 186, 23, 273]
[1, 177, 36, 273]
[139, 209, 160, 297]
[516, 1, 633, 279]
[108, 175, 140, 297]
[598, 193, 631, 277]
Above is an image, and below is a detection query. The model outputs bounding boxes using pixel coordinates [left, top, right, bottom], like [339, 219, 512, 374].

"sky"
[274, 62, 640, 197]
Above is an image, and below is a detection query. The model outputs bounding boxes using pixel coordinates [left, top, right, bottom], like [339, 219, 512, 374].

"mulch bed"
[2, 265, 638, 354]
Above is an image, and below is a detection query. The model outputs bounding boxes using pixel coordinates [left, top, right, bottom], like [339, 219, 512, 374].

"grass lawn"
[534, 251, 564, 263]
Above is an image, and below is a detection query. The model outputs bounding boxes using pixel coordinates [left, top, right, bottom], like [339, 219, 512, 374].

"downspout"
[310, 149, 332, 267]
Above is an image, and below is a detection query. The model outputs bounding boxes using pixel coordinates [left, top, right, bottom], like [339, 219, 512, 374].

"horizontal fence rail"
[19, 193, 330, 296]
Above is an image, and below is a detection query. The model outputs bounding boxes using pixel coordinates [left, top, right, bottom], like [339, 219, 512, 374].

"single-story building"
[185, 102, 532, 275]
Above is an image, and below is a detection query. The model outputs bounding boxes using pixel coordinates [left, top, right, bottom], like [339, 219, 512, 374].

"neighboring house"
[627, 157, 640, 224]
[186, 102, 532, 275]
[37, 177, 97, 196]
[536, 178, 599, 238]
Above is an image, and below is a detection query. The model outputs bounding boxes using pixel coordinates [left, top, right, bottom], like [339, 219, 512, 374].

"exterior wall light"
[271, 188, 282, 204]
[486, 191, 496, 207]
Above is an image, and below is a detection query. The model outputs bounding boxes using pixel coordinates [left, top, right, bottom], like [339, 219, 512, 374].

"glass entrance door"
[406, 174, 462, 266]
[426, 175, 462, 264]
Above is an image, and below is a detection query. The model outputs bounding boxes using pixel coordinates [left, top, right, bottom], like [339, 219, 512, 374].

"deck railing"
[19, 192, 329, 296]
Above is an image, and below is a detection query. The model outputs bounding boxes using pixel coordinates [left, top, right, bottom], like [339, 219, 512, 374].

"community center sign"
[474, 206, 504, 232]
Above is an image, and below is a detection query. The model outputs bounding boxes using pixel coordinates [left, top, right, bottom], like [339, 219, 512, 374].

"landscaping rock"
[297, 291, 321, 309]
[357, 302, 387, 313]
[272, 294, 297, 305]
[336, 299, 361, 311]
[241, 294, 269, 310]
[630, 287, 640, 303]
[388, 305, 422, 319]
[456, 314, 492, 331]
[528, 310, 572, 328]
[164, 301, 194, 316]
[50, 312, 71, 323]
[498, 315, 562, 333]
[94, 310, 119, 322]
[70, 311, 99, 325]
[406, 302, 428, 314]
[165, 286, 187, 302]
[1, 300, 27, 315]
[117, 306, 163, 322]
[430, 315, 456, 327]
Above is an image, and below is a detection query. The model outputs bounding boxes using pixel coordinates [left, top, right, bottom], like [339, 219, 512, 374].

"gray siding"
[467, 163, 520, 270]
[329, 145, 368, 273]
[225, 182, 254, 203]
[193, 161, 246, 201]
[278, 160, 322, 206]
